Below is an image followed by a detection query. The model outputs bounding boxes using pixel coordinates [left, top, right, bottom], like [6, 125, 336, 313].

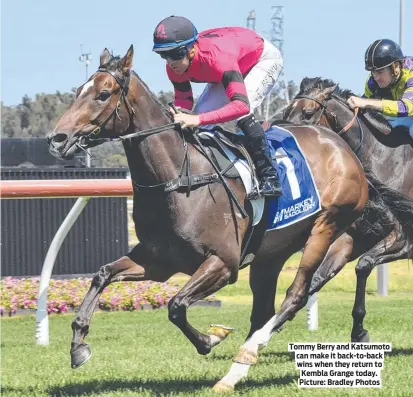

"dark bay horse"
[284, 77, 413, 196]
[283, 77, 413, 343]
[47, 47, 369, 391]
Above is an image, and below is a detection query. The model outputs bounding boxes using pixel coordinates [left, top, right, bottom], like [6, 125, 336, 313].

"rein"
[331, 95, 364, 154]
[77, 69, 248, 218]
[338, 107, 359, 134]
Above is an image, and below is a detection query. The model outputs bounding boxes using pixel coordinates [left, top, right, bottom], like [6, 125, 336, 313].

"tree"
[254, 80, 299, 123]
[157, 90, 174, 107]
[1, 82, 300, 165]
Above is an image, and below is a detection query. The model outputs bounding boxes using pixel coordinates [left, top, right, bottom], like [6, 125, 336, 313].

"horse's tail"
[364, 169, 413, 257]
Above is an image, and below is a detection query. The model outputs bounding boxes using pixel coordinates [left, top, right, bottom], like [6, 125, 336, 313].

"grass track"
[2, 257, 412, 397]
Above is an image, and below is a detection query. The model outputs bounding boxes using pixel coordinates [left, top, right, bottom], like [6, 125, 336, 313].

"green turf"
[2, 289, 412, 397]
[2, 255, 412, 396]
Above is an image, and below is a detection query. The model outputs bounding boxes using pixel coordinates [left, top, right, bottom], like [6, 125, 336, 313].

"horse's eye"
[304, 110, 314, 120]
[98, 91, 110, 101]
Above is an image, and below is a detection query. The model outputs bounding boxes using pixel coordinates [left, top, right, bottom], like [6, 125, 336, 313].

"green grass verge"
[173, 255, 413, 304]
[2, 290, 412, 397]
[2, 256, 412, 396]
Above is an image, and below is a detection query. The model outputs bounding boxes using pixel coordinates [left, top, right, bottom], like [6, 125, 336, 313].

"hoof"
[71, 344, 92, 369]
[208, 324, 235, 346]
[212, 381, 234, 393]
[197, 344, 212, 356]
[351, 331, 370, 343]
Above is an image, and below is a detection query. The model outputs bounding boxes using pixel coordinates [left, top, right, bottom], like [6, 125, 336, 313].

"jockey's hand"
[169, 105, 182, 115]
[172, 111, 201, 128]
[347, 96, 367, 110]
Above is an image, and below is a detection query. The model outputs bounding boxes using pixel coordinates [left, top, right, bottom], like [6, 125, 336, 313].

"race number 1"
[275, 147, 301, 199]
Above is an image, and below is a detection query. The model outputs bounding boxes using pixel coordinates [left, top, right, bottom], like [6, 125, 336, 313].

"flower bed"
[0, 277, 215, 316]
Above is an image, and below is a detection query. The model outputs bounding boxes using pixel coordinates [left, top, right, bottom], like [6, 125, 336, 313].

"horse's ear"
[100, 48, 112, 67]
[119, 45, 133, 75]
[320, 85, 338, 99]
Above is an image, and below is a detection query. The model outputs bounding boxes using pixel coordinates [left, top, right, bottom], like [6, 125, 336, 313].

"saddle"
[169, 104, 261, 191]
[197, 126, 255, 176]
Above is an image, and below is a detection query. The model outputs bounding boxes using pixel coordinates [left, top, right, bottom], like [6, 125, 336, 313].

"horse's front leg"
[247, 258, 286, 341]
[71, 243, 172, 369]
[168, 255, 237, 355]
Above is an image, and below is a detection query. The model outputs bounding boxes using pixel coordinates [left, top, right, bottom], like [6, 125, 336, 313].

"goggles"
[159, 46, 188, 61]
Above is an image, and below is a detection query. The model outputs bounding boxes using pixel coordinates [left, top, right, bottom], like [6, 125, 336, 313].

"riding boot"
[237, 114, 283, 198]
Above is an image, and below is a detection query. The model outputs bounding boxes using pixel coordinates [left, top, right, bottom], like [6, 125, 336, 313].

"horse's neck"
[123, 73, 184, 186]
[331, 103, 387, 158]
[334, 104, 409, 190]
[357, 116, 407, 163]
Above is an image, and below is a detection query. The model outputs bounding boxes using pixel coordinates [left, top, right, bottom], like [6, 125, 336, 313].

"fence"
[1, 168, 129, 277]
[1, 178, 133, 345]
[1, 176, 333, 347]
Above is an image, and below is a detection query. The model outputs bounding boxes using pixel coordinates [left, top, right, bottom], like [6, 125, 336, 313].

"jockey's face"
[159, 44, 196, 75]
[372, 67, 393, 88]
[166, 56, 190, 75]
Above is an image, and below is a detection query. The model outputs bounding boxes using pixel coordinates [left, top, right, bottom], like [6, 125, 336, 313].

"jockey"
[347, 39, 413, 145]
[152, 15, 284, 198]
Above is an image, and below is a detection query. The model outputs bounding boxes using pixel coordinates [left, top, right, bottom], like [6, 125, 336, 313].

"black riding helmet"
[365, 39, 404, 71]
[152, 15, 198, 59]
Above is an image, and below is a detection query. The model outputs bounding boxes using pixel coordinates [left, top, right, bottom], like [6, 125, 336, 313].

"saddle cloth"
[198, 125, 321, 230]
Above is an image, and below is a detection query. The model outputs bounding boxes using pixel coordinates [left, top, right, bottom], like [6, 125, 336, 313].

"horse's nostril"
[52, 133, 68, 144]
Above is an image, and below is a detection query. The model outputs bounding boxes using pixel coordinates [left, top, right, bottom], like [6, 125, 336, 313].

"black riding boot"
[238, 114, 283, 198]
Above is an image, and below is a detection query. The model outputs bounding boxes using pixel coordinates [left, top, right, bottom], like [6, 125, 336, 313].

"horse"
[47, 47, 369, 392]
[282, 77, 413, 343]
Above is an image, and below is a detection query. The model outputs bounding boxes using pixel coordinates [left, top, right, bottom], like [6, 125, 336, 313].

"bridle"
[77, 69, 184, 151]
[73, 67, 248, 216]
[293, 92, 364, 155]
[294, 94, 338, 126]
[76, 68, 135, 152]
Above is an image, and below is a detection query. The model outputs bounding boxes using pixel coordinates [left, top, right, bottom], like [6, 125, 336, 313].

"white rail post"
[306, 293, 318, 331]
[377, 264, 388, 296]
[36, 197, 90, 345]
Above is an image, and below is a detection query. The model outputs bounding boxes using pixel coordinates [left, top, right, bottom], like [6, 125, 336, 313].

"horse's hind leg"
[71, 243, 171, 369]
[214, 210, 342, 391]
[352, 228, 409, 343]
[309, 232, 354, 295]
[168, 255, 237, 355]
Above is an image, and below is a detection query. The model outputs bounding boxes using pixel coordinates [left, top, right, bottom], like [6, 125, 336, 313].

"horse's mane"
[132, 71, 173, 122]
[102, 55, 173, 122]
[298, 77, 355, 99]
[298, 77, 392, 130]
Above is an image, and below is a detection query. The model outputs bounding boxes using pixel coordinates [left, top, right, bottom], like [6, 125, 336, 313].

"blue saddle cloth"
[265, 126, 321, 230]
